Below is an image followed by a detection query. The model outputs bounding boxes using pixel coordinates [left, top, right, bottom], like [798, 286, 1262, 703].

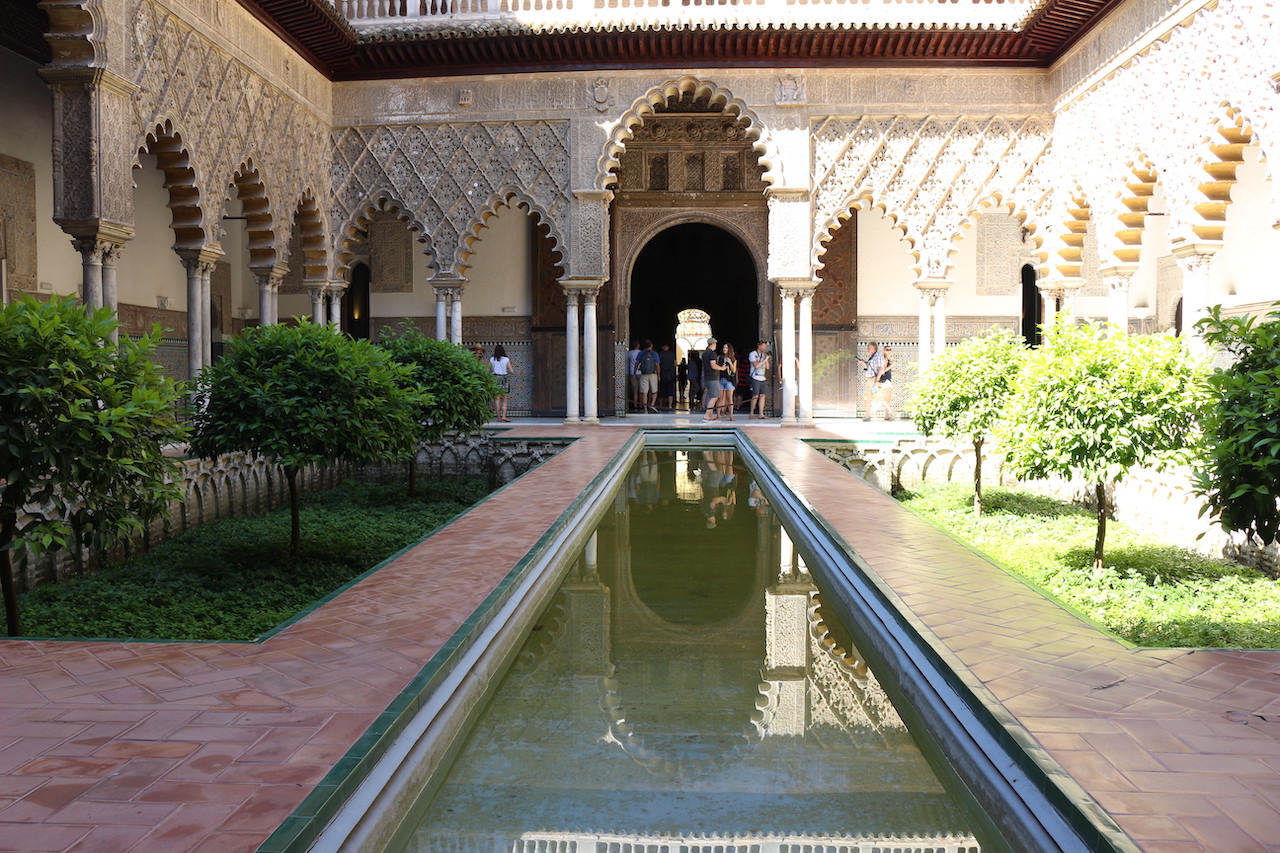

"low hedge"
[900, 484, 1280, 649]
[19, 478, 490, 642]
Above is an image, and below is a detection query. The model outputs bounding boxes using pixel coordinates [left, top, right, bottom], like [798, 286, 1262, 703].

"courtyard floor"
[0, 417, 1278, 852]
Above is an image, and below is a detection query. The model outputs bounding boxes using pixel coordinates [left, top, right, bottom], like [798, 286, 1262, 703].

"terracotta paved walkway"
[0, 422, 1278, 852]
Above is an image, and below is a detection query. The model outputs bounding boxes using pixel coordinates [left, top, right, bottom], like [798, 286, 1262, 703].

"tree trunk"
[286, 467, 301, 558]
[1, 516, 21, 637]
[973, 436, 984, 517]
[1093, 480, 1108, 574]
[407, 456, 417, 498]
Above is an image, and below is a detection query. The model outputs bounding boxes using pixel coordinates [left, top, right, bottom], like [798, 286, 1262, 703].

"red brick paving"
[0, 424, 1277, 851]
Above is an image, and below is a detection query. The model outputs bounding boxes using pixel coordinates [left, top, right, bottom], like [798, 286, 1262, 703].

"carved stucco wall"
[1049, 0, 1279, 260]
[0, 155, 37, 293]
[129, 0, 331, 264]
[330, 121, 571, 281]
[811, 115, 1055, 280]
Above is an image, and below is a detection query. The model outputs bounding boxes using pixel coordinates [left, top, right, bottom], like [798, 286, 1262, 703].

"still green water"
[397, 449, 981, 852]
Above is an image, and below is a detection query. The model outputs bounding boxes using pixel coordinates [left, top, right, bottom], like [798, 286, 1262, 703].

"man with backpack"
[635, 339, 660, 413]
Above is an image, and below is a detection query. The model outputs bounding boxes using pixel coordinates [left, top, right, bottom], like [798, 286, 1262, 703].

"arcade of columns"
[34, 0, 1279, 423]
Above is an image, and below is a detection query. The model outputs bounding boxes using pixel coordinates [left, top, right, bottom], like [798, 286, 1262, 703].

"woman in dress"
[489, 344, 514, 422]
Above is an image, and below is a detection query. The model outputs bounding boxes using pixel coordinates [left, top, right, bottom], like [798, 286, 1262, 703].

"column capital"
[774, 277, 818, 299]
[176, 246, 222, 274]
[1098, 263, 1138, 290]
[1170, 242, 1220, 271]
[913, 279, 953, 298]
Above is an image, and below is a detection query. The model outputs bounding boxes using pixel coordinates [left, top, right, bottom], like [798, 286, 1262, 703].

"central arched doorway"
[629, 223, 758, 357]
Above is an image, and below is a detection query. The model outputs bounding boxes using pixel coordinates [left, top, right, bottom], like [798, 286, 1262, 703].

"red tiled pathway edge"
[1, 425, 1278, 852]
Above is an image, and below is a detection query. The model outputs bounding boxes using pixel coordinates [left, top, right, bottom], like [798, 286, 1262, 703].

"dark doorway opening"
[344, 263, 371, 340]
[629, 223, 758, 356]
[1020, 263, 1042, 346]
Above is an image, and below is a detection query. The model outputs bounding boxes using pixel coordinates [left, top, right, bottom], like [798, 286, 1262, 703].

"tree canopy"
[998, 320, 1208, 570]
[912, 326, 1025, 515]
[377, 326, 499, 494]
[1194, 304, 1280, 546]
[187, 321, 427, 555]
[0, 294, 186, 635]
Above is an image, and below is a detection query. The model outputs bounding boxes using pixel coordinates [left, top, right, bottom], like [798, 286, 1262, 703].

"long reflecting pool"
[388, 449, 989, 852]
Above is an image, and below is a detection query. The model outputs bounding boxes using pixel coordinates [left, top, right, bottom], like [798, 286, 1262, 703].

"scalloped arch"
[814, 192, 911, 274]
[336, 193, 429, 278]
[595, 76, 778, 191]
[958, 194, 1049, 274]
[223, 159, 278, 271]
[137, 122, 209, 252]
[456, 188, 565, 278]
[290, 194, 328, 286]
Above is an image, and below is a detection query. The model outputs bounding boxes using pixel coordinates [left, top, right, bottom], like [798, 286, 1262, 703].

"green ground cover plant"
[19, 478, 490, 642]
[900, 483, 1280, 648]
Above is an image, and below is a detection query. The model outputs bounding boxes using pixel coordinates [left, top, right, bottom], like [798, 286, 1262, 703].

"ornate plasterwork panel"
[1050, 0, 1278, 256]
[331, 121, 570, 279]
[0, 155, 37, 293]
[811, 115, 1054, 278]
[130, 0, 330, 263]
[974, 213, 1035, 296]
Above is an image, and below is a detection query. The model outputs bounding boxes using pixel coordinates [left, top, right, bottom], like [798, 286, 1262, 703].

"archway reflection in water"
[395, 449, 985, 852]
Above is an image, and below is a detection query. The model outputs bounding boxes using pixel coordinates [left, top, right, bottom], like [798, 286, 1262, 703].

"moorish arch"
[138, 123, 209, 253]
[337, 194, 429, 279]
[226, 161, 278, 271]
[595, 75, 780, 193]
[458, 188, 566, 279]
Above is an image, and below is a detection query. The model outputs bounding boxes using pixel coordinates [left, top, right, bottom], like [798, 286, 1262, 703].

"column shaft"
[917, 288, 931, 372]
[798, 290, 814, 424]
[583, 291, 599, 424]
[564, 291, 581, 423]
[435, 290, 448, 340]
[932, 290, 946, 361]
[450, 292, 463, 344]
[779, 292, 796, 424]
[185, 262, 203, 380]
[101, 245, 121, 343]
[328, 288, 342, 329]
[200, 264, 213, 366]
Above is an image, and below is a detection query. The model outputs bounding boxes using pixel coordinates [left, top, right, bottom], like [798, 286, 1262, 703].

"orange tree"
[187, 321, 426, 556]
[0, 295, 185, 635]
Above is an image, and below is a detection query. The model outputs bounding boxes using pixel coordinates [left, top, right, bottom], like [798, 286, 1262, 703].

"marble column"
[931, 287, 947, 361]
[328, 286, 343, 329]
[308, 287, 325, 325]
[101, 243, 122, 343]
[1172, 244, 1219, 352]
[434, 287, 448, 340]
[915, 285, 932, 371]
[1040, 286, 1061, 330]
[1101, 264, 1136, 334]
[255, 273, 272, 329]
[71, 237, 105, 312]
[450, 289, 463, 344]
[582, 287, 601, 424]
[797, 287, 814, 425]
[180, 256, 206, 378]
[200, 262, 214, 365]
[564, 288, 581, 423]
[779, 288, 796, 425]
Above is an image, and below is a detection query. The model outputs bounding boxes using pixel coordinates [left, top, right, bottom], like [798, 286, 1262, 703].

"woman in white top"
[489, 344, 514, 422]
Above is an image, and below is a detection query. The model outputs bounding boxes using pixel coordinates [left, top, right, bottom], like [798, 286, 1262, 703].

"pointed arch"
[138, 121, 209, 252]
[595, 76, 778, 191]
[457, 188, 566, 278]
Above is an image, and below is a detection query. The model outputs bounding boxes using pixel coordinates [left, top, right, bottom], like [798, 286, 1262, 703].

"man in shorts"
[636, 339, 660, 413]
[748, 340, 771, 418]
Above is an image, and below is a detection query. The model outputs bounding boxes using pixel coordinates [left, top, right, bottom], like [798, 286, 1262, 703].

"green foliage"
[902, 484, 1280, 648]
[188, 321, 426, 471]
[997, 320, 1208, 566]
[912, 327, 1025, 514]
[377, 324, 498, 442]
[1194, 303, 1280, 545]
[0, 294, 186, 635]
[19, 479, 491, 641]
[187, 321, 428, 553]
[998, 321, 1208, 485]
[913, 326, 1025, 444]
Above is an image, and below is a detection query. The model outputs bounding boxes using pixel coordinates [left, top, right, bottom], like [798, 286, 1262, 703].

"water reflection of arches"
[409, 481, 980, 850]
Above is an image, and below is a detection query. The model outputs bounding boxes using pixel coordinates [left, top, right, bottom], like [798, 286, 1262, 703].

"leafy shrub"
[901, 483, 1280, 648]
[19, 479, 490, 642]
